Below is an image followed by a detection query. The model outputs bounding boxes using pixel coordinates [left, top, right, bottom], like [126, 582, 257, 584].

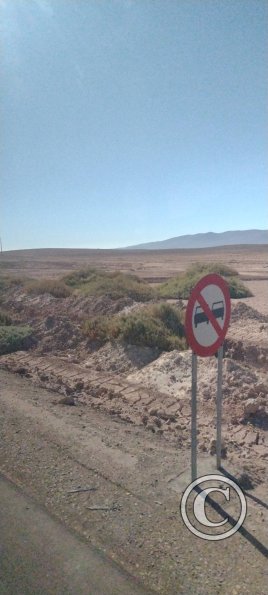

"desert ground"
[0, 245, 267, 594]
[1, 244, 268, 280]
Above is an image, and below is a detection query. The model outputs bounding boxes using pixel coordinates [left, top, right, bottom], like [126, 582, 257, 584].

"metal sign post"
[191, 352, 197, 481]
[216, 345, 224, 469]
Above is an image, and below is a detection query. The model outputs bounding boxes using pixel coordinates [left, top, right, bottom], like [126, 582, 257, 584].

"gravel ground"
[0, 370, 267, 595]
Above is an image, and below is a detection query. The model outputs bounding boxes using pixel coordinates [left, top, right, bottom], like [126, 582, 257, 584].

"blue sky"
[1, 0, 267, 250]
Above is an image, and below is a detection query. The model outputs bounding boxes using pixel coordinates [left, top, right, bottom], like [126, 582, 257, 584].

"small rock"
[244, 431, 259, 446]
[75, 380, 84, 391]
[59, 396, 76, 406]
[209, 438, 227, 458]
[237, 472, 254, 490]
[148, 408, 158, 416]
[243, 397, 266, 418]
[146, 424, 155, 433]
[153, 417, 162, 428]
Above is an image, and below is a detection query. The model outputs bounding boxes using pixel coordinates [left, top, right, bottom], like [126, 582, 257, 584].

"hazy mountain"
[124, 230, 268, 250]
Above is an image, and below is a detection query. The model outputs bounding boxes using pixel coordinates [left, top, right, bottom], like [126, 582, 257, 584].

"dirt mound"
[231, 301, 268, 324]
[127, 351, 268, 421]
[227, 301, 268, 363]
[0, 289, 138, 356]
[82, 341, 159, 374]
[1, 288, 135, 320]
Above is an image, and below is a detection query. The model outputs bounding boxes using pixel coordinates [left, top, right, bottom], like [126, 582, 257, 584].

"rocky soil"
[0, 285, 267, 483]
[0, 275, 268, 593]
[0, 368, 267, 595]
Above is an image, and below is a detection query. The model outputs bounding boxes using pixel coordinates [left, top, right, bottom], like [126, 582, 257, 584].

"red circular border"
[185, 273, 231, 357]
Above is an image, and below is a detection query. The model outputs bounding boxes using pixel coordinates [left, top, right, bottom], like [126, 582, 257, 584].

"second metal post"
[216, 345, 223, 469]
[191, 352, 197, 481]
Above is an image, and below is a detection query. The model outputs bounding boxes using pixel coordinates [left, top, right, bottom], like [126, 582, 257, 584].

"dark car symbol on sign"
[194, 300, 225, 328]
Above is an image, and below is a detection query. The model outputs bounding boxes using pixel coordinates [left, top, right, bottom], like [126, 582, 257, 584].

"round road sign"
[185, 273, 231, 357]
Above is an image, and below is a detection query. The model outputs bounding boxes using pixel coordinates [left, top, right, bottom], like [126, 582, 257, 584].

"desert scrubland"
[0, 245, 267, 594]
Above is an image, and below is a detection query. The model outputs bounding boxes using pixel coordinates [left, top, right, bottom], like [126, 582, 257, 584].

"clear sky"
[1, 0, 267, 250]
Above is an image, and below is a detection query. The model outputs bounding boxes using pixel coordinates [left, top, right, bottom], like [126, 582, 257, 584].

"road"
[0, 475, 152, 595]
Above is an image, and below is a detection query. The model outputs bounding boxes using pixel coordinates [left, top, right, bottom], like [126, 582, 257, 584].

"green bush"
[158, 263, 252, 299]
[84, 303, 186, 351]
[0, 325, 33, 355]
[26, 279, 72, 298]
[0, 310, 13, 326]
[83, 316, 114, 343]
[147, 303, 185, 337]
[184, 263, 237, 277]
[227, 276, 253, 299]
[63, 268, 154, 301]
[63, 268, 97, 287]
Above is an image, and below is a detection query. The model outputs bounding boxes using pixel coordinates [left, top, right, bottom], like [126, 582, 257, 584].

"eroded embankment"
[0, 287, 267, 471]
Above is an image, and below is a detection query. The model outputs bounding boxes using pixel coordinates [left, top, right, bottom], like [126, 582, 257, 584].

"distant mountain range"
[124, 229, 268, 250]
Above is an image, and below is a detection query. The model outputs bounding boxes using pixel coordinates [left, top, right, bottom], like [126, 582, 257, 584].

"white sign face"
[191, 283, 226, 347]
[185, 274, 231, 357]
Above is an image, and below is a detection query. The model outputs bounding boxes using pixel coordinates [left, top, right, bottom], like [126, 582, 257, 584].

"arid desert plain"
[0, 245, 267, 594]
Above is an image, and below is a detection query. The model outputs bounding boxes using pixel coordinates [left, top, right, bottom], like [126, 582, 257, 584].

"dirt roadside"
[0, 369, 267, 595]
[0, 475, 153, 595]
[1, 296, 267, 479]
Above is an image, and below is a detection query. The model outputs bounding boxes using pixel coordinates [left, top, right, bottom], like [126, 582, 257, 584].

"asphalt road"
[0, 475, 153, 595]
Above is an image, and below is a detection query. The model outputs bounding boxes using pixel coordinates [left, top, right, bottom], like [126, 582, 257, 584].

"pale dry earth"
[0, 475, 152, 595]
[0, 246, 267, 593]
[1, 245, 267, 281]
[0, 369, 267, 595]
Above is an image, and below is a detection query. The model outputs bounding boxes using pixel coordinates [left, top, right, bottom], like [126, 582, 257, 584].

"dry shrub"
[0, 325, 34, 355]
[26, 279, 72, 298]
[84, 303, 186, 351]
[158, 262, 252, 299]
[63, 268, 154, 301]
[0, 309, 13, 325]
